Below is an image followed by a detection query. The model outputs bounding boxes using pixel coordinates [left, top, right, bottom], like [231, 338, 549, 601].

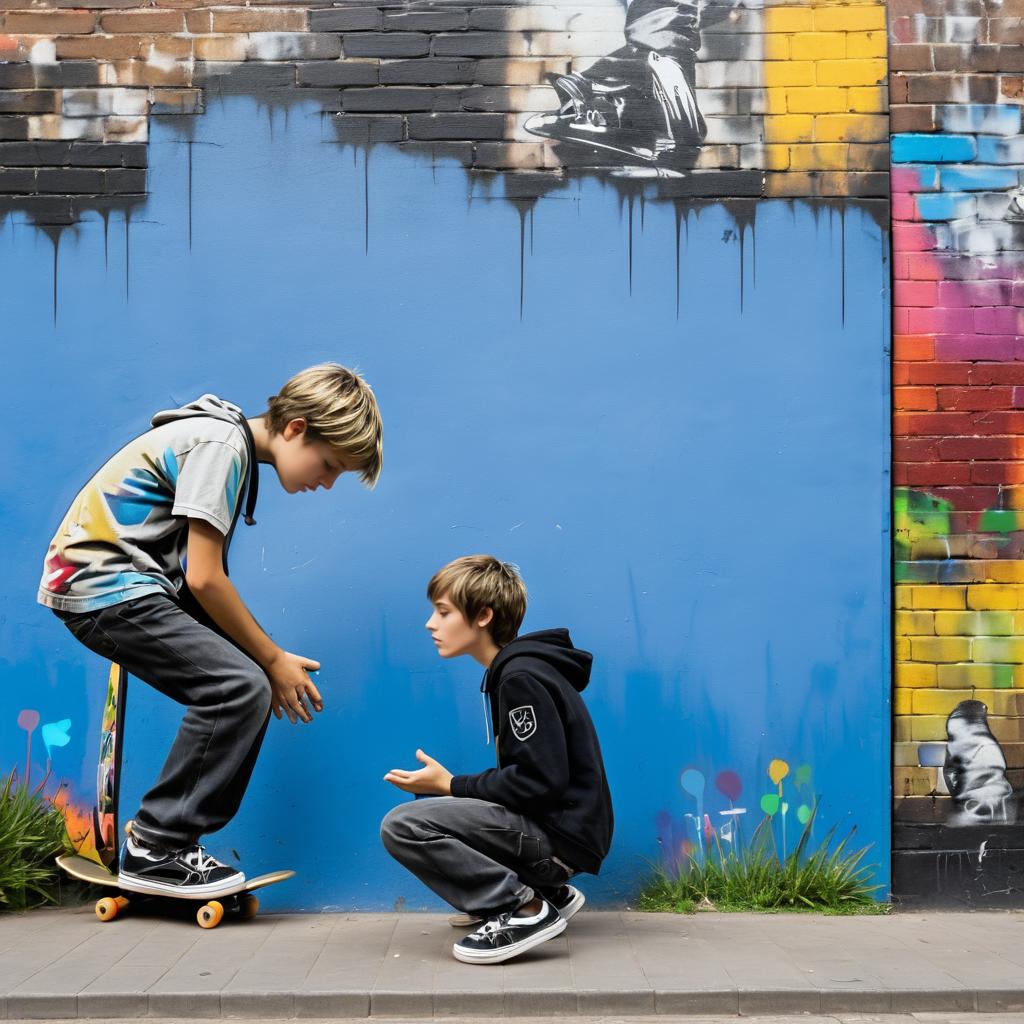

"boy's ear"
[282, 417, 308, 441]
[476, 607, 494, 630]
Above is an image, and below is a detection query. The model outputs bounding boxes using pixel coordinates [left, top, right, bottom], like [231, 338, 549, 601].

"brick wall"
[890, 0, 1024, 904]
[0, 0, 891, 222]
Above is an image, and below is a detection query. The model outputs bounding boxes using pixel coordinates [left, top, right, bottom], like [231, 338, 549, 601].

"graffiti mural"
[2, 0, 890, 910]
[890, 0, 1024, 906]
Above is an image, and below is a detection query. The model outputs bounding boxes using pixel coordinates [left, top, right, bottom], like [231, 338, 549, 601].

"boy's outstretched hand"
[384, 749, 453, 796]
[267, 650, 323, 724]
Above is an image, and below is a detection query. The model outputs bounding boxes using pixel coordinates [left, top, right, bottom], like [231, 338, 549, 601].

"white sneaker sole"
[117, 871, 246, 899]
[452, 914, 568, 965]
[449, 887, 585, 929]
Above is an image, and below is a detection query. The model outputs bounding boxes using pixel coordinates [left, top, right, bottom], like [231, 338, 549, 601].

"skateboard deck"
[57, 854, 294, 928]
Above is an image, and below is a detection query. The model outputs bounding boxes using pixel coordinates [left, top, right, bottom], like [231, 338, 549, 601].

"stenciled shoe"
[525, 50, 706, 166]
[448, 884, 585, 928]
[118, 836, 245, 898]
[452, 898, 567, 964]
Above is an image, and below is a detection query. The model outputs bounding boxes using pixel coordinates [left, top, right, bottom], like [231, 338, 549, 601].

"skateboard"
[56, 853, 295, 929]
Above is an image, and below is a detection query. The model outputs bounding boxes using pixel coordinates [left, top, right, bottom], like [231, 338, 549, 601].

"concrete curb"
[3, 987, 1024, 1017]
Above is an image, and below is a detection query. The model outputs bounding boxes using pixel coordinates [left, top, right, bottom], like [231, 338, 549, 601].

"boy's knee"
[380, 802, 423, 849]
[235, 667, 272, 719]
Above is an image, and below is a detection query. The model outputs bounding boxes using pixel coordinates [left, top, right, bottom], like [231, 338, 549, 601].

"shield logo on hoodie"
[509, 706, 537, 741]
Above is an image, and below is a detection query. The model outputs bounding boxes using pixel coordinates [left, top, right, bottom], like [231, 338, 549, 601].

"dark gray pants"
[380, 797, 573, 917]
[56, 593, 272, 850]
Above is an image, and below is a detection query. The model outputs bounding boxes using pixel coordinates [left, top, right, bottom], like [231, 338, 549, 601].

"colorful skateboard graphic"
[68, 662, 127, 868]
[56, 854, 294, 929]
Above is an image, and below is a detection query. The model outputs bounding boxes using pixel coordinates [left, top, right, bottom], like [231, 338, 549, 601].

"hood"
[487, 628, 593, 693]
[151, 394, 244, 429]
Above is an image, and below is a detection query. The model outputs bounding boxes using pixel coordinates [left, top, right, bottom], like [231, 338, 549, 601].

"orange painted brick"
[893, 335, 935, 361]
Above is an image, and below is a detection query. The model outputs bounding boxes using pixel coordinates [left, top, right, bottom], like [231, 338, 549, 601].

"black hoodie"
[449, 629, 614, 875]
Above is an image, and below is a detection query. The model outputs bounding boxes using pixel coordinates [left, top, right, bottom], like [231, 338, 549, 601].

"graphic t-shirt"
[37, 395, 250, 614]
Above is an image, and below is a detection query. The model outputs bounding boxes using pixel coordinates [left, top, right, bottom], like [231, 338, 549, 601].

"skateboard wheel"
[197, 900, 224, 929]
[96, 896, 123, 922]
[238, 894, 259, 920]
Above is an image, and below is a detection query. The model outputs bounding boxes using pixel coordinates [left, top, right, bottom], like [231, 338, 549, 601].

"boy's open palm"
[384, 749, 453, 795]
[267, 650, 323, 724]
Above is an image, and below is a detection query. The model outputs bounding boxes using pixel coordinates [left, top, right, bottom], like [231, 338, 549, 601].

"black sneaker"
[452, 898, 567, 964]
[448, 884, 584, 928]
[118, 836, 245, 898]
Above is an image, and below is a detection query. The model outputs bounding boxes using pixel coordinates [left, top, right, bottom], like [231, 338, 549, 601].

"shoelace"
[183, 845, 222, 874]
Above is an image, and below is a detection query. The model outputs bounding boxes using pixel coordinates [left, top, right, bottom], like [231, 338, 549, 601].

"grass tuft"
[639, 804, 886, 915]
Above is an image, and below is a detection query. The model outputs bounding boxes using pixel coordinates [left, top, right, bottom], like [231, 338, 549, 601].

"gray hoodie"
[38, 395, 253, 614]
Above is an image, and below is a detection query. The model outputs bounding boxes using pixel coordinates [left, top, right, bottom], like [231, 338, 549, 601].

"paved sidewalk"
[4, 909, 1024, 1019]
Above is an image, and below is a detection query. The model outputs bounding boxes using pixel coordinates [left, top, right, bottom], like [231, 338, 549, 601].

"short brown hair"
[427, 555, 527, 647]
[265, 363, 383, 487]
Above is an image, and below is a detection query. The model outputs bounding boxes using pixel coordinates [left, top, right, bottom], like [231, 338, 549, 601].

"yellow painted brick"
[973, 638, 1024, 662]
[911, 637, 972, 663]
[765, 7, 815, 32]
[967, 584, 1021, 610]
[913, 688, 973, 715]
[895, 767, 937, 797]
[985, 560, 1024, 584]
[765, 60, 816, 86]
[911, 585, 967, 610]
[934, 610, 1015, 636]
[790, 32, 846, 60]
[846, 30, 887, 58]
[894, 716, 913, 742]
[897, 610, 935, 635]
[894, 688, 913, 715]
[814, 113, 888, 142]
[894, 741, 925, 767]
[763, 34, 790, 60]
[895, 637, 911, 661]
[816, 58, 887, 87]
[847, 86, 887, 112]
[896, 585, 914, 610]
[937, 662, 1015, 688]
[759, 144, 791, 170]
[765, 113, 815, 142]
[911, 716, 949, 741]
[896, 662, 937, 688]
[787, 86, 848, 112]
[814, 5, 887, 31]
[788, 142, 848, 169]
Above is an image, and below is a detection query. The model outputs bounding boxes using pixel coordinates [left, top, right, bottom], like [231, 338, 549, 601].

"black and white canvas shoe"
[448, 884, 585, 928]
[452, 898, 567, 964]
[118, 836, 245, 898]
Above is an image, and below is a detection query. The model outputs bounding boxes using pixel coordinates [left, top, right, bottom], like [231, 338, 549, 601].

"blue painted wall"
[1, 96, 891, 910]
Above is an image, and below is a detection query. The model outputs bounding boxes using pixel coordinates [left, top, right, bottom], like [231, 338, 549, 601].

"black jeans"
[380, 796, 574, 917]
[56, 593, 272, 850]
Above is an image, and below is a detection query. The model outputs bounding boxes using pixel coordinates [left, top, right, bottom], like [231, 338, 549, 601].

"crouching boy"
[381, 555, 613, 964]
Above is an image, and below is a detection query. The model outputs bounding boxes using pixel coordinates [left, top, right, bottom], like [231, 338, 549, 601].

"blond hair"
[265, 363, 383, 487]
[428, 555, 527, 647]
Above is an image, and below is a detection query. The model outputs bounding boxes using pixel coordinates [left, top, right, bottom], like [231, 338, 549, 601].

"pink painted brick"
[893, 222, 941, 253]
[1013, 282, 1024, 306]
[937, 280, 1013, 307]
[1013, 387, 1024, 408]
[893, 306, 911, 333]
[935, 334, 1018, 361]
[892, 193, 920, 221]
[895, 279, 938, 306]
[907, 253, 943, 280]
[892, 168, 938, 193]
[908, 306, 976, 334]
[976, 306, 1022, 335]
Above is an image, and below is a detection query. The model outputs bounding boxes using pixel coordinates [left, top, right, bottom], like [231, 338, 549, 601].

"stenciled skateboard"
[57, 853, 295, 929]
